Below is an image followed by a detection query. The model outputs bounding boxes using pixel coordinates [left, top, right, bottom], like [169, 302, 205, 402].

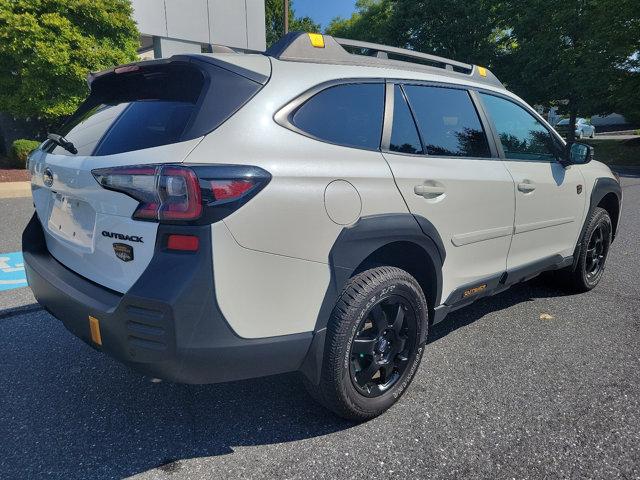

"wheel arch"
[590, 177, 622, 240]
[597, 191, 620, 241]
[573, 177, 622, 268]
[351, 241, 440, 318]
[299, 213, 444, 384]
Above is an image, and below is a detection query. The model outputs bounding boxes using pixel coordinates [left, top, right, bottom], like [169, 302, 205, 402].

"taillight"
[91, 164, 270, 224]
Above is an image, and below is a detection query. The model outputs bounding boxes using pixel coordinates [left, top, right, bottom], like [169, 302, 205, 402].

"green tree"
[265, 0, 321, 47]
[494, 0, 640, 141]
[327, 0, 640, 139]
[0, 0, 139, 126]
[614, 64, 640, 126]
[327, 0, 503, 67]
[326, 0, 395, 46]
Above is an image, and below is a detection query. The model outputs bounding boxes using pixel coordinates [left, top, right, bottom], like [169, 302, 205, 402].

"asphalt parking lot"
[1, 176, 639, 479]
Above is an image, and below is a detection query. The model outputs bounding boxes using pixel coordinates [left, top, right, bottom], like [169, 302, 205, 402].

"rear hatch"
[28, 55, 270, 293]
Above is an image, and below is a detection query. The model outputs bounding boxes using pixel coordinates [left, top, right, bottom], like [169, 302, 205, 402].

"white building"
[131, 0, 266, 58]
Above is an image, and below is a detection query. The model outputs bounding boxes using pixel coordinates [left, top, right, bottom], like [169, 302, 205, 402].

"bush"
[9, 139, 40, 168]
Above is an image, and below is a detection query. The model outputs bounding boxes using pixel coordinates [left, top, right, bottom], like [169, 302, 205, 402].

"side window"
[390, 85, 423, 154]
[480, 93, 560, 161]
[403, 85, 491, 158]
[291, 83, 384, 150]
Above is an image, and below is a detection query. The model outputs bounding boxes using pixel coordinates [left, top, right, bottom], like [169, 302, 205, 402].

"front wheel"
[304, 266, 428, 421]
[561, 207, 612, 292]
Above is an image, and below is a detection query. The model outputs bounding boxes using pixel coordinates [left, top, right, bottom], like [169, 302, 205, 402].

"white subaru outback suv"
[24, 33, 622, 421]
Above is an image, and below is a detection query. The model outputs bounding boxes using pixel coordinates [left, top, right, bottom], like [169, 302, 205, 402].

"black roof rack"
[265, 32, 504, 88]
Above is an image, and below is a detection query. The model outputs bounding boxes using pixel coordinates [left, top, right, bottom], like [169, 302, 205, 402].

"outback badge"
[113, 243, 134, 262]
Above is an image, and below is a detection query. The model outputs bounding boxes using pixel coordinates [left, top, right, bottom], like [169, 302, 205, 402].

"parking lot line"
[0, 251, 27, 291]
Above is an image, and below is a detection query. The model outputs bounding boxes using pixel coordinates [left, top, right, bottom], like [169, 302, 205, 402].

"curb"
[0, 181, 31, 199]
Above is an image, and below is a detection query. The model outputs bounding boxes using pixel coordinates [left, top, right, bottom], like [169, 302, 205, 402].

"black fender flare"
[573, 177, 622, 267]
[299, 213, 445, 384]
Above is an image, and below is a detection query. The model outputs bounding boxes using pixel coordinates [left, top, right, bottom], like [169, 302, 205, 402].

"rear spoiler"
[88, 54, 270, 88]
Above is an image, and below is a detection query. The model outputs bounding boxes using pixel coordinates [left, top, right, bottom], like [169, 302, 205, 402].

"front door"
[382, 83, 515, 302]
[478, 93, 586, 270]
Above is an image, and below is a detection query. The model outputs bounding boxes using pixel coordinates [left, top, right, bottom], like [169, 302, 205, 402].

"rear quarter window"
[290, 83, 385, 150]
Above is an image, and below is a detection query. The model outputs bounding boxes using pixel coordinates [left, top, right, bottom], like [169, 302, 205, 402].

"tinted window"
[481, 94, 559, 161]
[390, 85, 423, 154]
[52, 63, 261, 156]
[94, 101, 195, 156]
[403, 86, 491, 158]
[292, 83, 384, 150]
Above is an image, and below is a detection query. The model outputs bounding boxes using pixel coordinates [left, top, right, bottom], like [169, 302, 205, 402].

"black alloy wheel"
[557, 206, 613, 292]
[585, 222, 609, 280]
[349, 295, 417, 397]
[303, 266, 428, 421]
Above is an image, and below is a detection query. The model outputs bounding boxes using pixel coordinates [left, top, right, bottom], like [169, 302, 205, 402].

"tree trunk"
[284, 0, 289, 34]
[568, 110, 577, 144]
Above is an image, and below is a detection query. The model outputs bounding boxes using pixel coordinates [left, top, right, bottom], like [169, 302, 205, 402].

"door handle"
[414, 184, 446, 198]
[517, 181, 536, 193]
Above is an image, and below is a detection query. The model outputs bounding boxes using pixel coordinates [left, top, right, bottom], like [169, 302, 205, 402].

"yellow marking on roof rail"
[308, 33, 325, 48]
[477, 66, 488, 77]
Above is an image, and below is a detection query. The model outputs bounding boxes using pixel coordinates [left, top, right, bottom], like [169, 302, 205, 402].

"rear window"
[93, 101, 196, 156]
[291, 83, 384, 150]
[390, 85, 423, 155]
[403, 85, 491, 158]
[52, 61, 262, 156]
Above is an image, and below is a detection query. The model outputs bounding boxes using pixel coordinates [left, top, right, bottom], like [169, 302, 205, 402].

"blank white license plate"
[47, 192, 95, 248]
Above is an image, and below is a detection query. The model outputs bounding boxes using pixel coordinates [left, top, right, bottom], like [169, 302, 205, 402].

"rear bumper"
[22, 214, 312, 384]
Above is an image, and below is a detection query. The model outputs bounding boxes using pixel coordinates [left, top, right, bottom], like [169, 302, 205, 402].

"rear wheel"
[304, 267, 428, 421]
[560, 207, 612, 292]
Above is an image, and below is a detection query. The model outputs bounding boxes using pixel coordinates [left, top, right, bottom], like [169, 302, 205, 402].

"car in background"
[556, 118, 596, 139]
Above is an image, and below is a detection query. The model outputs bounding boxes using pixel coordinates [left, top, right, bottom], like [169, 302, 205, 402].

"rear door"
[28, 56, 267, 293]
[382, 83, 515, 301]
[478, 93, 586, 270]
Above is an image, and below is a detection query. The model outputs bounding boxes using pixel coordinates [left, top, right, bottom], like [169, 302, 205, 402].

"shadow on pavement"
[0, 308, 353, 479]
[0, 274, 571, 479]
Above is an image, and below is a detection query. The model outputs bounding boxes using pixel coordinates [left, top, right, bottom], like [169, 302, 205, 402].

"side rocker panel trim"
[433, 254, 573, 325]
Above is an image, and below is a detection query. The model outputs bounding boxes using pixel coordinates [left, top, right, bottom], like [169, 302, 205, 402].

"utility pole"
[284, 0, 289, 34]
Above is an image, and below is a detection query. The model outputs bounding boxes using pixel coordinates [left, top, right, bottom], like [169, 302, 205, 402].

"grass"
[584, 137, 640, 167]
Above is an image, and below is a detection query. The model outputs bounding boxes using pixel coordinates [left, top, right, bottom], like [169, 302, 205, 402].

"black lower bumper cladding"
[22, 214, 311, 384]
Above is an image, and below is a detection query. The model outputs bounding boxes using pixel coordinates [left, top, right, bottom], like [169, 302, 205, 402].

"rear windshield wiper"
[47, 133, 78, 155]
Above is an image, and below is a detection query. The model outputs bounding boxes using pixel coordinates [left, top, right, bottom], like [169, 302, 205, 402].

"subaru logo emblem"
[43, 168, 54, 187]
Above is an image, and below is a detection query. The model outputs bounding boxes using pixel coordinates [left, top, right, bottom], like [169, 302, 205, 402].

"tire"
[304, 266, 428, 421]
[561, 207, 612, 292]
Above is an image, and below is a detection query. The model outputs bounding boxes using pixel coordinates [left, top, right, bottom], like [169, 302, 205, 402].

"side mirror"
[567, 142, 593, 165]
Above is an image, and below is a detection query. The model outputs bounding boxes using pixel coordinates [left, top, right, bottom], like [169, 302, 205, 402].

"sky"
[293, 0, 357, 30]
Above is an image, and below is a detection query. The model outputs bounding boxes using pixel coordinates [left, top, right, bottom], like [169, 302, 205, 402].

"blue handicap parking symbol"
[0, 252, 28, 292]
